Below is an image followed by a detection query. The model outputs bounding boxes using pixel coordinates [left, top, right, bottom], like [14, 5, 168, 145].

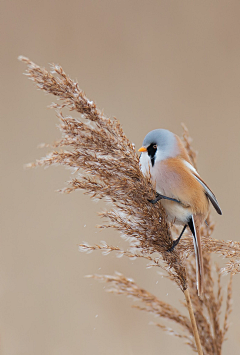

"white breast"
[139, 152, 151, 176]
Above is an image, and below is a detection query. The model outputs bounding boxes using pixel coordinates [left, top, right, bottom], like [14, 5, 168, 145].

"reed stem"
[184, 288, 203, 355]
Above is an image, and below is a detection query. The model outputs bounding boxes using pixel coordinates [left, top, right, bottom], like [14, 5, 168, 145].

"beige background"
[1, 1, 240, 354]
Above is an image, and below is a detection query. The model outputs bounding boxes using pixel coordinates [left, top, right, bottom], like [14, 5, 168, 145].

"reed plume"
[20, 56, 235, 355]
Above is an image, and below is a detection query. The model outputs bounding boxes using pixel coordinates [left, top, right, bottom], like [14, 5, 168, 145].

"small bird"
[138, 129, 222, 296]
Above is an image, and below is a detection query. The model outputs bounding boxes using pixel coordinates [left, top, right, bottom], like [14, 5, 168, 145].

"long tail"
[188, 216, 204, 297]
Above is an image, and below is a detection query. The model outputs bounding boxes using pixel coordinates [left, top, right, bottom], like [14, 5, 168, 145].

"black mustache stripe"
[147, 143, 157, 167]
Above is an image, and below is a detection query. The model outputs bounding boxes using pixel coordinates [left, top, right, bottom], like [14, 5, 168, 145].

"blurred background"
[1, 1, 240, 354]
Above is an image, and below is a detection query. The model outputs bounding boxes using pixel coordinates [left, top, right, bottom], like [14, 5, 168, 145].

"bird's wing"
[192, 173, 222, 215]
[183, 160, 222, 215]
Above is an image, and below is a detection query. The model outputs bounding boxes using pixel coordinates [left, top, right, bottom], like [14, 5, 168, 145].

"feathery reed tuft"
[19, 55, 187, 291]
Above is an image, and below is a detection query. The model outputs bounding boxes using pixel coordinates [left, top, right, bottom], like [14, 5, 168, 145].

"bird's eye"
[153, 144, 157, 149]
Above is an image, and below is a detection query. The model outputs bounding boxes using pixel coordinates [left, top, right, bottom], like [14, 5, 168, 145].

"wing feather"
[183, 160, 222, 215]
[193, 173, 222, 215]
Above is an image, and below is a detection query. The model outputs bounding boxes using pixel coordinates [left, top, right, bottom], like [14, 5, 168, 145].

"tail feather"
[188, 216, 204, 297]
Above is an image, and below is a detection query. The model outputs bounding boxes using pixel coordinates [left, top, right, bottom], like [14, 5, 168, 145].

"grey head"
[142, 129, 179, 166]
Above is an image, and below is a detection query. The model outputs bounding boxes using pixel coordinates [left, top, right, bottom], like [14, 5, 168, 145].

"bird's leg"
[148, 192, 181, 205]
[167, 224, 187, 252]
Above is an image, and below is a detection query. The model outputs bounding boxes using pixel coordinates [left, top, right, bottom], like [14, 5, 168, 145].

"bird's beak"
[138, 146, 147, 152]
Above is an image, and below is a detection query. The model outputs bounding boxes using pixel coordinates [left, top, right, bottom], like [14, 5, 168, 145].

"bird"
[138, 129, 222, 297]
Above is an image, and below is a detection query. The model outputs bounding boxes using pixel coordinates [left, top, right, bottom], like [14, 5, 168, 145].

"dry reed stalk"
[184, 288, 203, 355]
[20, 56, 234, 355]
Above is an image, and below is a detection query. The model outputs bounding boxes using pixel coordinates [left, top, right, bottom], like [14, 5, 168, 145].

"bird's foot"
[167, 224, 187, 252]
[167, 238, 181, 252]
